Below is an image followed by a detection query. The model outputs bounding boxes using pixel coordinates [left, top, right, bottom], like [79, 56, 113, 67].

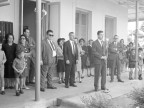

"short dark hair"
[57, 38, 63, 45]
[97, 30, 103, 35]
[4, 33, 14, 44]
[79, 38, 85, 43]
[114, 35, 118, 39]
[46, 30, 53, 34]
[19, 34, 27, 44]
[69, 32, 74, 36]
[23, 28, 29, 33]
[61, 38, 65, 40]
[138, 48, 143, 51]
[129, 42, 133, 46]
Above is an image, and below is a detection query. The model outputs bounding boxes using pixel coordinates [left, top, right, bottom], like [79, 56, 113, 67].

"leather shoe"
[118, 79, 124, 83]
[65, 85, 69, 88]
[40, 88, 45, 92]
[1, 91, 5, 95]
[70, 84, 77, 87]
[95, 88, 100, 92]
[47, 86, 57, 89]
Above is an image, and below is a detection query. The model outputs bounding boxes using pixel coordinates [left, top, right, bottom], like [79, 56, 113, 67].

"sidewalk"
[0, 71, 143, 108]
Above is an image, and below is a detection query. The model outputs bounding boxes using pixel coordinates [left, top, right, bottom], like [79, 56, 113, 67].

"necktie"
[72, 41, 75, 55]
[50, 41, 55, 50]
[101, 41, 103, 47]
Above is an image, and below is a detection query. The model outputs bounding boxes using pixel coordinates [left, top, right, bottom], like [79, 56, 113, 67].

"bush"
[128, 87, 144, 108]
[81, 93, 118, 108]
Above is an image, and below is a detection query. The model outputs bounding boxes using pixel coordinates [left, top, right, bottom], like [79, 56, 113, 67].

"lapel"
[45, 39, 51, 51]
[68, 40, 73, 52]
[96, 40, 103, 49]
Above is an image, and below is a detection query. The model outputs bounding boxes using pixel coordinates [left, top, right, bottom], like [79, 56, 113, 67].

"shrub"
[81, 93, 118, 108]
[128, 87, 144, 108]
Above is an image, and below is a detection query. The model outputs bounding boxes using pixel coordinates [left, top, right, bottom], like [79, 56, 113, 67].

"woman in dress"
[87, 39, 94, 76]
[2, 33, 17, 89]
[17, 35, 31, 89]
[118, 39, 127, 73]
[57, 38, 65, 84]
[74, 38, 84, 83]
[79, 38, 88, 78]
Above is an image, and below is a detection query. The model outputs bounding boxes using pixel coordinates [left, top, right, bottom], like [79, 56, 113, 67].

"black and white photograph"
[0, 0, 144, 108]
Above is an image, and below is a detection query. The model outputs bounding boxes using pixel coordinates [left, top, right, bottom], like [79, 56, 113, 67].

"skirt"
[57, 60, 65, 73]
[129, 62, 136, 68]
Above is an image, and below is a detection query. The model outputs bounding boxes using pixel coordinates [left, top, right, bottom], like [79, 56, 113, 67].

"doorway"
[105, 16, 117, 42]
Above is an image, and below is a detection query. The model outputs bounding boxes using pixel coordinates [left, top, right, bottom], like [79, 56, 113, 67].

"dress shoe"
[19, 89, 24, 94]
[102, 88, 109, 93]
[16, 91, 20, 96]
[40, 88, 45, 92]
[47, 86, 57, 89]
[70, 84, 77, 87]
[29, 82, 35, 84]
[1, 91, 5, 95]
[118, 79, 124, 83]
[138, 74, 143, 80]
[95, 88, 100, 92]
[65, 85, 69, 88]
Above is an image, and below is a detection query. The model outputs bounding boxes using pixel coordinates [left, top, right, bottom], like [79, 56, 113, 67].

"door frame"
[105, 15, 117, 42]
[75, 8, 92, 42]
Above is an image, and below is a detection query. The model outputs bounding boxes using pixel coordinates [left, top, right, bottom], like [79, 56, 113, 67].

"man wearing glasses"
[40, 30, 57, 92]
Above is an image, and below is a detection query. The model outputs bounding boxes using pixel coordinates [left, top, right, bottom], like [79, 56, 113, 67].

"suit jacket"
[63, 40, 78, 64]
[92, 39, 106, 65]
[41, 39, 57, 65]
[108, 41, 119, 60]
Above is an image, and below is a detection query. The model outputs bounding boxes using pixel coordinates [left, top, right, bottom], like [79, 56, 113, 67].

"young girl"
[13, 49, 26, 96]
[138, 48, 143, 80]
[128, 48, 136, 80]
[0, 43, 6, 95]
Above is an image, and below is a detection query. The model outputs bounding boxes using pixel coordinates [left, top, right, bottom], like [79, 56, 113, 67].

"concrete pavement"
[0, 71, 143, 108]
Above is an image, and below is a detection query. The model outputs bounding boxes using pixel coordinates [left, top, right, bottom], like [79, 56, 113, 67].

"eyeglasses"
[49, 34, 54, 37]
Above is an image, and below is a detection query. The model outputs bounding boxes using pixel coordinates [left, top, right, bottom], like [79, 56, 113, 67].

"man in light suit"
[40, 30, 57, 92]
[108, 35, 124, 83]
[92, 30, 108, 92]
[63, 32, 78, 88]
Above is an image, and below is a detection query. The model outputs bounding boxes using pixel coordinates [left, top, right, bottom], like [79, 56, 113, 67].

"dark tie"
[50, 41, 55, 50]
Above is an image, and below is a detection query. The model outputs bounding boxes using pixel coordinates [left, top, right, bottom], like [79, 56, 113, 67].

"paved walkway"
[0, 71, 143, 108]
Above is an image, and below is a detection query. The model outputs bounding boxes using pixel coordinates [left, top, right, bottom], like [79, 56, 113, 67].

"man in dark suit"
[108, 35, 124, 83]
[40, 30, 57, 92]
[63, 32, 78, 88]
[92, 30, 108, 92]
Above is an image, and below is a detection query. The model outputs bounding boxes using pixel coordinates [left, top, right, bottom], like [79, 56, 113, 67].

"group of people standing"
[0, 28, 143, 95]
[0, 28, 35, 96]
[40, 31, 95, 91]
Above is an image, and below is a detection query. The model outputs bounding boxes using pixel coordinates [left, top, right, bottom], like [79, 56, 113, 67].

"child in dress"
[0, 43, 6, 95]
[138, 48, 143, 80]
[128, 48, 136, 80]
[13, 48, 26, 96]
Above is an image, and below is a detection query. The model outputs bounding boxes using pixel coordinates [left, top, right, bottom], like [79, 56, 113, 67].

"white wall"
[60, 0, 128, 43]
[0, 0, 20, 43]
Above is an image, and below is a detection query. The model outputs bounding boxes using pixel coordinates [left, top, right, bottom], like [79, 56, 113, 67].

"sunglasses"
[49, 34, 54, 37]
